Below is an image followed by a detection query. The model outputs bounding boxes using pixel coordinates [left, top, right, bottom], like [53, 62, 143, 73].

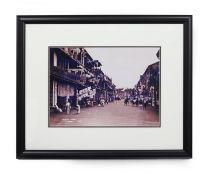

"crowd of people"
[53, 96, 113, 115]
[123, 96, 151, 110]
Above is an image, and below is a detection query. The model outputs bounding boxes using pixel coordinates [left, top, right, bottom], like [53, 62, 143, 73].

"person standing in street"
[66, 101, 71, 115]
[143, 99, 147, 110]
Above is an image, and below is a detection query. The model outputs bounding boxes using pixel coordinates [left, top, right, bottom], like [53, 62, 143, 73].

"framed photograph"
[17, 15, 192, 159]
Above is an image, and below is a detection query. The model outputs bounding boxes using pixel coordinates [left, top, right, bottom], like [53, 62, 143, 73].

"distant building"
[115, 88, 125, 99]
[124, 88, 134, 98]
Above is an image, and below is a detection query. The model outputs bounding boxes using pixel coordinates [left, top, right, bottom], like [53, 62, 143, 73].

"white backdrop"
[25, 24, 183, 150]
[0, 0, 208, 175]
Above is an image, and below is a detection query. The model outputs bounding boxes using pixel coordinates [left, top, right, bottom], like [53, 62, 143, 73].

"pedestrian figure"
[77, 105, 80, 114]
[131, 98, 139, 106]
[75, 95, 80, 114]
[139, 99, 143, 109]
[124, 98, 129, 106]
[143, 99, 147, 110]
[66, 101, 71, 115]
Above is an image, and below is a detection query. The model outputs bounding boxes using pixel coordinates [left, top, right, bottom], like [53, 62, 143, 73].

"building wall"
[52, 80, 57, 106]
[50, 79, 75, 107]
[53, 52, 57, 66]
[57, 83, 74, 97]
[50, 79, 57, 107]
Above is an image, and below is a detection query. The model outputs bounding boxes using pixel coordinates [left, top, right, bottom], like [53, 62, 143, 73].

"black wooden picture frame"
[16, 15, 192, 159]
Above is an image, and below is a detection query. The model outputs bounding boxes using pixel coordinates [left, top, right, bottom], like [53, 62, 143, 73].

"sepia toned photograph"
[49, 47, 160, 127]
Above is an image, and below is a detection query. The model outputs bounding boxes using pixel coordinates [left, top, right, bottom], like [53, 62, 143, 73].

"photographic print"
[49, 47, 160, 127]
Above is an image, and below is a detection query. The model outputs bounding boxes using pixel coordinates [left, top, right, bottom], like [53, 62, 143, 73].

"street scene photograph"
[49, 47, 160, 127]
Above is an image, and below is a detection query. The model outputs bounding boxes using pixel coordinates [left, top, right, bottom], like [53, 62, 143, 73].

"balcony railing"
[50, 66, 86, 84]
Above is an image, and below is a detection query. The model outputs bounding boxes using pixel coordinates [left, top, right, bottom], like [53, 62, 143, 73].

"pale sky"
[85, 47, 160, 89]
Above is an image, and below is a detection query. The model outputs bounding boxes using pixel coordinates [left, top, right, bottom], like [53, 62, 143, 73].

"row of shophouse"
[115, 50, 160, 108]
[136, 61, 160, 107]
[50, 47, 116, 112]
[138, 49, 160, 107]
